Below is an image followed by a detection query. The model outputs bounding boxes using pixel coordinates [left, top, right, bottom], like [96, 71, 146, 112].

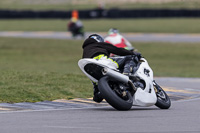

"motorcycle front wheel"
[98, 76, 133, 111]
[154, 81, 171, 109]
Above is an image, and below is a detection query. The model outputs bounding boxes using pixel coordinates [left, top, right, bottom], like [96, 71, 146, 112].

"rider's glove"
[133, 52, 142, 59]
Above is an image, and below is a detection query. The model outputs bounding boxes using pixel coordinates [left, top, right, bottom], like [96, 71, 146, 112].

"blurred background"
[0, 0, 200, 103]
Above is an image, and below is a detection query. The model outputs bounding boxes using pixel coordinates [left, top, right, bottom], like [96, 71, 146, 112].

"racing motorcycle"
[78, 57, 171, 111]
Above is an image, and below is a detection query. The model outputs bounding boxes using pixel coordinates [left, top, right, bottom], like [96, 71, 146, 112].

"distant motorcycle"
[78, 57, 171, 110]
[68, 20, 84, 38]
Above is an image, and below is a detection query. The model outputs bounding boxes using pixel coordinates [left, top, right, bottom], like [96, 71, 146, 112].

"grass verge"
[0, 37, 199, 103]
[1, 18, 200, 33]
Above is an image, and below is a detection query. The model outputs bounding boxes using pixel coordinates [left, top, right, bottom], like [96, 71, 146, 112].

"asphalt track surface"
[0, 33, 200, 132]
[1, 31, 200, 42]
[0, 77, 200, 133]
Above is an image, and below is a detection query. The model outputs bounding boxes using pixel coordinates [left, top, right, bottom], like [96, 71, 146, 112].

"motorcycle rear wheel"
[154, 81, 171, 109]
[98, 76, 133, 111]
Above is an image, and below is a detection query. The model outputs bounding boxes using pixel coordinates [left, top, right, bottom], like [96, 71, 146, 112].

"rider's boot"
[92, 82, 103, 103]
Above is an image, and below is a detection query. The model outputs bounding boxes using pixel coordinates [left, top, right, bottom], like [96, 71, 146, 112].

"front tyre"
[98, 76, 133, 111]
[154, 81, 171, 109]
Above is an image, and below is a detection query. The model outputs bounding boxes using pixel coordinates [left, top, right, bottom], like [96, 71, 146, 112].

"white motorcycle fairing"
[78, 58, 157, 107]
[78, 58, 118, 83]
[132, 58, 157, 106]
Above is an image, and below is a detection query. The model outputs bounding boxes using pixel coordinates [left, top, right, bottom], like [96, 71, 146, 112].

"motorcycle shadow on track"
[90, 106, 160, 111]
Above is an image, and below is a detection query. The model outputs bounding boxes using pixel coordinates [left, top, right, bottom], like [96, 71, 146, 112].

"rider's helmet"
[108, 28, 119, 35]
[89, 34, 104, 42]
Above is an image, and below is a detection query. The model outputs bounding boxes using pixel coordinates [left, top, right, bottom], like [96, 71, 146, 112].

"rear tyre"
[98, 76, 133, 111]
[154, 81, 171, 109]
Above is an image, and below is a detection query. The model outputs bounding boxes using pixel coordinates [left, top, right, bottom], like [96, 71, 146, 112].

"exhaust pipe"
[102, 68, 137, 91]
[102, 68, 129, 83]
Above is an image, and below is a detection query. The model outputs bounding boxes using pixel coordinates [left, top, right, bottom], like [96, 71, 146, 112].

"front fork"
[153, 80, 166, 100]
[153, 80, 161, 92]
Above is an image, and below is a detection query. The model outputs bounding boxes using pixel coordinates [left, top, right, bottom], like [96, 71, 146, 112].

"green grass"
[0, 0, 200, 10]
[0, 37, 200, 103]
[0, 37, 92, 103]
[1, 18, 200, 33]
[137, 42, 200, 77]
[83, 18, 200, 33]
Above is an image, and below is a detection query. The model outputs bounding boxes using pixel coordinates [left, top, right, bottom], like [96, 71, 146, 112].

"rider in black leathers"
[82, 34, 141, 103]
